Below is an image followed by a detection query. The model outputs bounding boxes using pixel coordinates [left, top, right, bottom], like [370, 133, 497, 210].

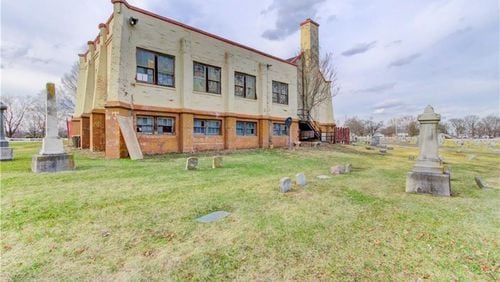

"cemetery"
[1, 123, 499, 280]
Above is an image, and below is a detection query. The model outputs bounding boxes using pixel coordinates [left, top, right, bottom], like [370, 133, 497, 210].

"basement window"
[272, 81, 288, 105]
[234, 72, 256, 99]
[236, 121, 257, 136]
[194, 119, 221, 135]
[193, 62, 221, 94]
[136, 116, 175, 134]
[272, 123, 287, 136]
[136, 48, 175, 87]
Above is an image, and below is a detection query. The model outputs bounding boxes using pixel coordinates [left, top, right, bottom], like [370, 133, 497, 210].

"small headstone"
[379, 149, 387, 154]
[408, 155, 416, 161]
[279, 177, 292, 193]
[474, 176, 487, 189]
[316, 175, 331, 180]
[0, 102, 13, 161]
[296, 173, 307, 186]
[387, 146, 394, 150]
[345, 163, 353, 173]
[330, 165, 345, 175]
[186, 157, 198, 170]
[467, 155, 476, 160]
[196, 211, 230, 223]
[212, 156, 223, 168]
[365, 146, 373, 150]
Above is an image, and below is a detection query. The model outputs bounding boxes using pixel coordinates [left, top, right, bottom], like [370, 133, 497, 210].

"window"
[136, 116, 175, 134]
[273, 123, 287, 136]
[236, 121, 257, 136]
[193, 62, 221, 94]
[272, 81, 288, 105]
[234, 72, 256, 99]
[193, 119, 221, 135]
[136, 48, 175, 87]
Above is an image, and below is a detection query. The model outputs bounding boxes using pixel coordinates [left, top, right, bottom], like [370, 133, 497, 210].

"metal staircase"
[298, 109, 321, 141]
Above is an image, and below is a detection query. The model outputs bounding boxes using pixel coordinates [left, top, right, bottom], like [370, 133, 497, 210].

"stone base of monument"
[0, 147, 13, 161]
[32, 153, 75, 173]
[406, 171, 451, 196]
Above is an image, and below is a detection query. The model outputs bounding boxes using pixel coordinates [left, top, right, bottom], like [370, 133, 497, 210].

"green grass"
[1, 142, 499, 281]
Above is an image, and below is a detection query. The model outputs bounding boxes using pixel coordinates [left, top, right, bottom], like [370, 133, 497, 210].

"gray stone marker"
[406, 105, 451, 196]
[474, 176, 488, 189]
[330, 165, 345, 175]
[196, 211, 231, 223]
[32, 83, 75, 173]
[467, 155, 476, 160]
[296, 172, 307, 186]
[365, 146, 373, 150]
[408, 155, 416, 161]
[379, 149, 387, 154]
[0, 102, 13, 161]
[316, 175, 331, 179]
[279, 177, 292, 193]
[345, 163, 353, 173]
[212, 156, 223, 168]
[186, 157, 198, 170]
[371, 133, 383, 146]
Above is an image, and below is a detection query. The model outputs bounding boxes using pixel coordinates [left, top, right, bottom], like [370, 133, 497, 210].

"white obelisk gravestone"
[32, 83, 75, 172]
[406, 105, 451, 196]
[0, 102, 14, 160]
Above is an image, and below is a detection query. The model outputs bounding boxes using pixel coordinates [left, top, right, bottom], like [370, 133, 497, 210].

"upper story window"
[236, 121, 257, 136]
[193, 62, 221, 94]
[272, 81, 288, 105]
[193, 119, 221, 135]
[136, 116, 175, 134]
[235, 72, 256, 99]
[136, 48, 175, 87]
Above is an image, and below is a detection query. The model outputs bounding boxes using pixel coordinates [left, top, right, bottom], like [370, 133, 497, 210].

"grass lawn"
[1, 142, 499, 280]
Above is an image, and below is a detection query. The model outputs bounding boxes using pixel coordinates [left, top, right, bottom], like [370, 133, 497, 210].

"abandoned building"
[70, 0, 335, 158]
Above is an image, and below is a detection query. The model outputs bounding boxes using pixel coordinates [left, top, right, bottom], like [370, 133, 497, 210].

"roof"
[109, 0, 297, 66]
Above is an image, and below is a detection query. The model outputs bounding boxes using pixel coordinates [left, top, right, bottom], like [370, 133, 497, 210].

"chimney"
[300, 18, 320, 67]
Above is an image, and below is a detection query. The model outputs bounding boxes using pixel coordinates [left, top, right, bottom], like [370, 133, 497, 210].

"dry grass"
[1, 142, 499, 281]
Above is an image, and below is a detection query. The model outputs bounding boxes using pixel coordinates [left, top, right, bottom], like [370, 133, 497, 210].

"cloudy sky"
[1, 0, 499, 123]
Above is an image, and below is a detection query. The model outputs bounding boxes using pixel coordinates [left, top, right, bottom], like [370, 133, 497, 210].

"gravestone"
[279, 177, 292, 193]
[379, 149, 387, 154]
[0, 102, 13, 161]
[330, 165, 345, 175]
[316, 175, 331, 179]
[365, 146, 373, 150]
[408, 155, 416, 161]
[406, 106, 451, 196]
[474, 176, 487, 189]
[31, 83, 75, 172]
[371, 133, 383, 146]
[296, 172, 307, 186]
[186, 157, 198, 170]
[196, 211, 230, 223]
[345, 163, 353, 173]
[212, 156, 223, 168]
[467, 155, 476, 160]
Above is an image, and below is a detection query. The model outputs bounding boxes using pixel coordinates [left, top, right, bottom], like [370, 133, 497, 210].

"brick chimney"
[300, 18, 320, 68]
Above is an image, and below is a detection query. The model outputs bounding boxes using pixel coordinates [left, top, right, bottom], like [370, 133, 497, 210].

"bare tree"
[407, 120, 420, 137]
[344, 116, 365, 136]
[449, 118, 466, 137]
[299, 52, 339, 119]
[1, 95, 30, 137]
[464, 115, 480, 138]
[479, 115, 499, 137]
[364, 118, 384, 136]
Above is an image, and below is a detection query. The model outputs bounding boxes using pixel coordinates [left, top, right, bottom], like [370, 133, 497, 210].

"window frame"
[234, 72, 257, 99]
[136, 115, 176, 135]
[272, 81, 289, 105]
[236, 121, 257, 136]
[193, 62, 221, 94]
[136, 48, 175, 88]
[272, 123, 288, 136]
[193, 118, 222, 135]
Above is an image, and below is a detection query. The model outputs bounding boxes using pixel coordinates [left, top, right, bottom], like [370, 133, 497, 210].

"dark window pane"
[193, 63, 206, 79]
[208, 81, 220, 94]
[235, 86, 244, 97]
[193, 77, 206, 92]
[137, 49, 155, 68]
[235, 73, 245, 86]
[207, 66, 220, 82]
[137, 67, 154, 83]
[158, 55, 174, 74]
[158, 73, 174, 86]
[137, 116, 154, 134]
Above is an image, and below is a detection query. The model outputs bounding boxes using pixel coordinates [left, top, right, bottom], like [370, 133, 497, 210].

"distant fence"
[321, 127, 350, 144]
[7, 138, 43, 142]
[354, 136, 418, 145]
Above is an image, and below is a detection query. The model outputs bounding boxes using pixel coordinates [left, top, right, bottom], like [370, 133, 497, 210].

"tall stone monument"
[0, 102, 13, 161]
[406, 105, 450, 196]
[32, 83, 75, 172]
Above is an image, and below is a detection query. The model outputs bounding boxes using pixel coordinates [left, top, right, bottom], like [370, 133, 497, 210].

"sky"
[1, 0, 499, 124]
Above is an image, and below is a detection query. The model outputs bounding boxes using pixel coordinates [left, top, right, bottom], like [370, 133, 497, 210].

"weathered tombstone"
[379, 149, 387, 155]
[31, 83, 75, 172]
[296, 172, 307, 186]
[408, 155, 416, 161]
[365, 146, 373, 150]
[345, 163, 353, 173]
[467, 155, 476, 160]
[406, 106, 451, 196]
[387, 146, 394, 150]
[474, 176, 487, 189]
[212, 156, 223, 168]
[371, 133, 383, 146]
[196, 211, 230, 223]
[316, 175, 331, 179]
[186, 157, 198, 170]
[279, 177, 292, 193]
[0, 102, 13, 161]
[330, 165, 345, 175]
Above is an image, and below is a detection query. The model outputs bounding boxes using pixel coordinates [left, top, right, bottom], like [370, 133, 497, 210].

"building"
[70, 0, 335, 158]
